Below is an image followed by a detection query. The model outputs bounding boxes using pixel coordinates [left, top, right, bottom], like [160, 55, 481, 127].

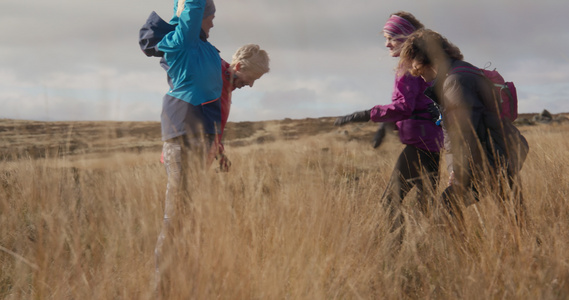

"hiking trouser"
[381, 145, 441, 233]
[154, 134, 215, 294]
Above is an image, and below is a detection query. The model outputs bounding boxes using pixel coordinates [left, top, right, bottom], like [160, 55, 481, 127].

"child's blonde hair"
[231, 44, 270, 78]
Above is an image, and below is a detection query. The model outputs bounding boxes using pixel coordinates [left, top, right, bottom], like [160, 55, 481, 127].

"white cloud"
[0, 70, 36, 89]
[38, 66, 164, 94]
[1, 0, 569, 124]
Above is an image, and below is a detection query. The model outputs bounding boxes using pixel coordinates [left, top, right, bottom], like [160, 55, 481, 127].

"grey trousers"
[154, 134, 214, 293]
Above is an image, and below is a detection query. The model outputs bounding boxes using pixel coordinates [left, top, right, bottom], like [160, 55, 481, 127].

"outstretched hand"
[334, 110, 371, 126]
[217, 153, 231, 172]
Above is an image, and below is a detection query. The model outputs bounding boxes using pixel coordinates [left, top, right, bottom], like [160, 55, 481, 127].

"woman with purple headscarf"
[334, 12, 443, 243]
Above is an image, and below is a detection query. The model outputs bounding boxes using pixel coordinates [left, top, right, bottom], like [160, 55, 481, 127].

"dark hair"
[399, 29, 463, 75]
[392, 11, 424, 30]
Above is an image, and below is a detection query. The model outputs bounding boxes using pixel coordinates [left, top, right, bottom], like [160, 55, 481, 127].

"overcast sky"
[1, 0, 568, 122]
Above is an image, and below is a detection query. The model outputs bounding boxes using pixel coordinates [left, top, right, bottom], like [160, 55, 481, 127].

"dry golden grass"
[1, 119, 568, 299]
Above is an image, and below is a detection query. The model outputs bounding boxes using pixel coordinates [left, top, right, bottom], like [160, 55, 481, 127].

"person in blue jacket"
[159, 0, 221, 144]
[153, 0, 220, 297]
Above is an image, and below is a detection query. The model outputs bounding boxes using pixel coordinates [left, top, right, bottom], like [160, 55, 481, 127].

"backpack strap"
[448, 66, 484, 77]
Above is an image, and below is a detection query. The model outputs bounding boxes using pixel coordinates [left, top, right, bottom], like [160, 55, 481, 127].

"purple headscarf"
[383, 15, 416, 39]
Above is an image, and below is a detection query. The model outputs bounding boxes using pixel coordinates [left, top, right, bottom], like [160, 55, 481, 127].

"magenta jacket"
[370, 73, 443, 152]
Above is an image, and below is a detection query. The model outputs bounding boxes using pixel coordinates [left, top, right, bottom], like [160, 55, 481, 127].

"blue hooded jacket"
[157, 0, 221, 106]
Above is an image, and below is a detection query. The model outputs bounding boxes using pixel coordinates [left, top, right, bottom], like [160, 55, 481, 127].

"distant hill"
[0, 112, 566, 160]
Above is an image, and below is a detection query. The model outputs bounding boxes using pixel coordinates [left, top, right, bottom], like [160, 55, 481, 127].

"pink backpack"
[451, 66, 518, 122]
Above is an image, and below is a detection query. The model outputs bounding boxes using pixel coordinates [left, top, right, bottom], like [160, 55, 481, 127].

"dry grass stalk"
[0, 122, 568, 299]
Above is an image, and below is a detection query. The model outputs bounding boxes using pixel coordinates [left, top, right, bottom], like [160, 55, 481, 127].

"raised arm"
[159, 0, 205, 51]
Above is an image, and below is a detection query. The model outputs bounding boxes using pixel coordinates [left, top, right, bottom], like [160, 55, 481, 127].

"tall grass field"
[1, 118, 568, 299]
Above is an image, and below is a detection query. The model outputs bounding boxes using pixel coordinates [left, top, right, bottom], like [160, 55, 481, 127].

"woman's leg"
[381, 146, 419, 236]
[381, 146, 440, 236]
[155, 137, 188, 297]
[414, 148, 441, 215]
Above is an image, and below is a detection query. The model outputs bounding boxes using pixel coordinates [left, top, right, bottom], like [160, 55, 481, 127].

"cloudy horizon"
[1, 0, 568, 123]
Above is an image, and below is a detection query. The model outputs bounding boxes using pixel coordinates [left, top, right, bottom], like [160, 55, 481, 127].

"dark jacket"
[425, 59, 528, 189]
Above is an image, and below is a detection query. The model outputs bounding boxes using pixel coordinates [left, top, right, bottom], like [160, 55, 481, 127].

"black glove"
[372, 123, 386, 148]
[372, 122, 395, 149]
[334, 110, 371, 126]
